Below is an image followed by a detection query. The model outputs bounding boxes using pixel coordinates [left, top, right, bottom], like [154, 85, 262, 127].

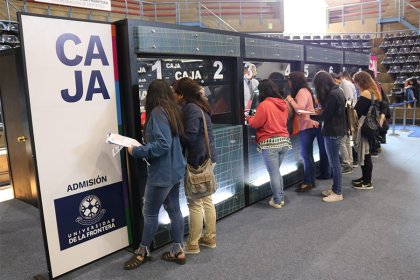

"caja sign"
[55, 33, 111, 103]
[20, 15, 129, 278]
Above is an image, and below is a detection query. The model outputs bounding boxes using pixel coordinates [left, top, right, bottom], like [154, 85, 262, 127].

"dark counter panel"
[134, 26, 240, 57]
[306, 45, 343, 65]
[152, 125, 244, 248]
[245, 37, 304, 61]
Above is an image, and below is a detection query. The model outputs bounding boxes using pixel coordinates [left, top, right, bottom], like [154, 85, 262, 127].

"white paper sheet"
[297, 109, 316, 115]
[106, 133, 142, 147]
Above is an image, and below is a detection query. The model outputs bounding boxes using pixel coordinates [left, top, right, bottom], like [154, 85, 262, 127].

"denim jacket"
[132, 107, 186, 187]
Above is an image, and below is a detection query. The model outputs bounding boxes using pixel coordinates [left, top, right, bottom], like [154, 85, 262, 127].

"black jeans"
[361, 154, 372, 183]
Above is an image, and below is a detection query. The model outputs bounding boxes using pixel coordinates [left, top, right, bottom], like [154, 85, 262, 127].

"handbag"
[184, 110, 217, 200]
[291, 115, 299, 137]
[361, 92, 379, 140]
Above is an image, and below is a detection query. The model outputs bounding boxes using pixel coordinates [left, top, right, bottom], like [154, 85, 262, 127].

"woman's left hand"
[127, 146, 134, 155]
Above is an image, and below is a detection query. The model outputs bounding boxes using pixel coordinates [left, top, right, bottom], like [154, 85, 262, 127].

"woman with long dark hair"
[286, 72, 330, 193]
[124, 79, 187, 269]
[247, 79, 292, 208]
[352, 71, 382, 190]
[173, 77, 217, 254]
[311, 71, 347, 202]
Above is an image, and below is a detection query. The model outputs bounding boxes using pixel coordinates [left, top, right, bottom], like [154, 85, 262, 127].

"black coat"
[311, 86, 347, 137]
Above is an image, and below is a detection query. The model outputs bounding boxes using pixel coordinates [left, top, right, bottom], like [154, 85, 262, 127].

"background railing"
[198, 2, 238, 31]
[1, 0, 281, 31]
[326, 0, 420, 30]
[326, 0, 381, 26]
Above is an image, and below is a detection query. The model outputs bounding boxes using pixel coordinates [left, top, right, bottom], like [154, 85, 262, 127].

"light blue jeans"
[261, 147, 289, 204]
[139, 182, 184, 254]
[323, 136, 342, 195]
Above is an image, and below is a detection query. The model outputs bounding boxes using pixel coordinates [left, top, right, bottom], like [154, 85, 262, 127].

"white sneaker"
[322, 193, 343, 202]
[322, 189, 333, 197]
[269, 197, 284, 209]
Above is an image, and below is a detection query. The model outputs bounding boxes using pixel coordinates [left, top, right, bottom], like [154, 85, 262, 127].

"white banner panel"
[20, 15, 128, 278]
[35, 0, 111, 11]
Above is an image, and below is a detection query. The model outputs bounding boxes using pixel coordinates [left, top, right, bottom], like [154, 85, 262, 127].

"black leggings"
[361, 154, 372, 183]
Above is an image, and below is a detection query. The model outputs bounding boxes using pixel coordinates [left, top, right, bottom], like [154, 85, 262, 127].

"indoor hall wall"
[327, 18, 380, 34]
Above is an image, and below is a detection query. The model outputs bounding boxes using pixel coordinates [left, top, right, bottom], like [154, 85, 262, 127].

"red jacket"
[247, 97, 289, 143]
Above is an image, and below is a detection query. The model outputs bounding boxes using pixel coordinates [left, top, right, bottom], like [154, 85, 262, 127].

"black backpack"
[361, 92, 380, 140]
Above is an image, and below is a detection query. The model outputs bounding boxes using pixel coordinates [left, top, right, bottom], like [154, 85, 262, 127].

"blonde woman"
[352, 71, 382, 190]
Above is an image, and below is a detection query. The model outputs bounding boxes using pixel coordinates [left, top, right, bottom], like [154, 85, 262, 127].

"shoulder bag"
[184, 110, 217, 200]
[361, 92, 379, 140]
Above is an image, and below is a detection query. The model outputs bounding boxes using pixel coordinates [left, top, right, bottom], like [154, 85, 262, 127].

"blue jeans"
[140, 182, 184, 252]
[299, 127, 330, 184]
[323, 136, 342, 195]
[405, 88, 415, 101]
[261, 147, 289, 204]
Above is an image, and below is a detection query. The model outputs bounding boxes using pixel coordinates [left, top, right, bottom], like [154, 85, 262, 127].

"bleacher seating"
[401, 65, 415, 74]
[0, 45, 11, 51]
[403, 39, 415, 46]
[384, 33, 394, 40]
[379, 40, 391, 49]
[399, 47, 411, 55]
[394, 76, 407, 85]
[386, 47, 398, 55]
[393, 56, 406, 64]
[342, 34, 352, 41]
[379, 31, 420, 102]
[382, 56, 394, 64]
[362, 34, 371, 41]
[388, 65, 401, 74]
[406, 55, 419, 63]
[392, 40, 403, 47]
[260, 32, 373, 52]
[0, 20, 19, 52]
[411, 46, 420, 54]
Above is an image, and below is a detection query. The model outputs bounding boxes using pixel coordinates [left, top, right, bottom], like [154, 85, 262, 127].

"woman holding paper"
[286, 72, 330, 193]
[310, 71, 347, 202]
[124, 79, 187, 269]
[172, 77, 217, 255]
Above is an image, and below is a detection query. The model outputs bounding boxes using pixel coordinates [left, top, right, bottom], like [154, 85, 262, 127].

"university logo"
[75, 195, 106, 226]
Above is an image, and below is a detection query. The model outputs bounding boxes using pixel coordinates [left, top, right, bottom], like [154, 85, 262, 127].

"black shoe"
[352, 181, 373, 190]
[341, 165, 353, 174]
[352, 161, 359, 168]
[351, 177, 363, 186]
[295, 183, 313, 192]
